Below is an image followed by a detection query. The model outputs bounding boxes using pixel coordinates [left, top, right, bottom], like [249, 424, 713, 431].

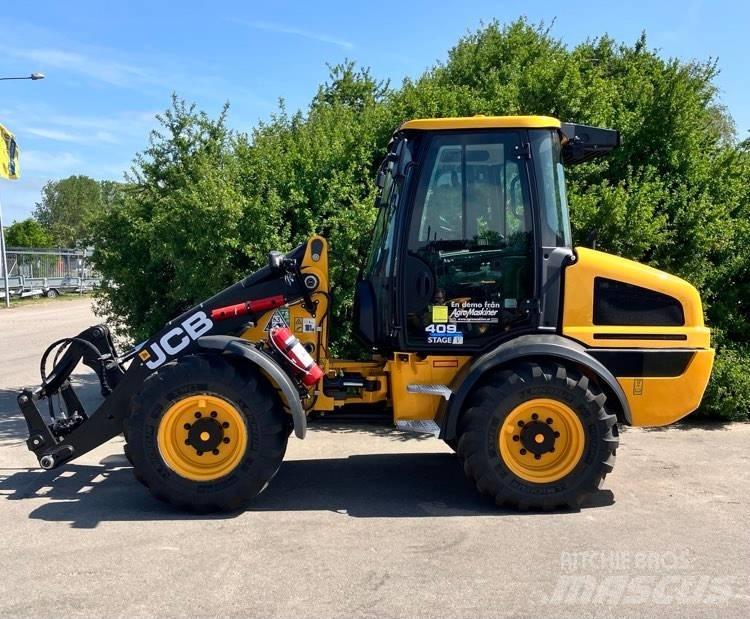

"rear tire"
[457, 361, 618, 510]
[125, 354, 288, 512]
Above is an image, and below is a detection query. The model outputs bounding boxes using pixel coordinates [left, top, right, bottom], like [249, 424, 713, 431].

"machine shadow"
[253, 453, 614, 515]
[0, 451, 614, 528]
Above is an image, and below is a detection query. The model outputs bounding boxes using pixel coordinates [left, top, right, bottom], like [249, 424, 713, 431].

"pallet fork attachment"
[17, 324, 130, 470]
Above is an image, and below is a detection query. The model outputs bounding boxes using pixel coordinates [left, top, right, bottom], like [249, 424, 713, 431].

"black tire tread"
[124, 354, 288, 513]
[457, 361, 619, 511]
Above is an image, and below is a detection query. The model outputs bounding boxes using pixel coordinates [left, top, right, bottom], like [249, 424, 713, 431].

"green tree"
[233, 63, 394, 354]
[91, 97, 257, 340]
[33, 175, 105, 246]
[4, 218, 53, 247]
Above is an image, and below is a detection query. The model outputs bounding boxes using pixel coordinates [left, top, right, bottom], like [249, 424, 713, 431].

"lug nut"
[184, 439, 190, 445]
[194, 412, 202, 419]
[210, 411, 218, 418]
[531, 413, 538, 420]
[196, 450, 204, 456]
[212, 449, 220, 455]
[534, 454, 541, 460]
[222, 422, 229, 429]
[554, 431, 560, 438]
[517, 420, 525, 427]
[546, 418, 553, 424]
[512, 435, 519, 442]
[183, 423, 191, 430]
[520, 448, 527, 455]
[223, 437, 230, 444]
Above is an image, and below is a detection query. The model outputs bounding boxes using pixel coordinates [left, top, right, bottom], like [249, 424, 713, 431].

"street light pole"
[0, 199, 10, 307]
[0, 71, 45, 307]
[0, 73, 45, 81]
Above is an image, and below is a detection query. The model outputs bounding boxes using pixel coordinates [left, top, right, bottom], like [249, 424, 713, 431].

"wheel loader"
[16, 115, 715, 512]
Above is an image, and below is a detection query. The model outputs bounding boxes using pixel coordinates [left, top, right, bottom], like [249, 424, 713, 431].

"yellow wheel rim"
[498, 398, 585, 483]
[157, 394, 248, 482]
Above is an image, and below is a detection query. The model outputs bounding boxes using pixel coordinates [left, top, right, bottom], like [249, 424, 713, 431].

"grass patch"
[0, 292, 93, 309]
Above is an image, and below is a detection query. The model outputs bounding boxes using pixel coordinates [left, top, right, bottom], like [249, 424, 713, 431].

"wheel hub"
[498, 398, 585, 483]
[519, 420, 556, 456]
[157, 394, 248, 481]
[185, 416, 225, 455]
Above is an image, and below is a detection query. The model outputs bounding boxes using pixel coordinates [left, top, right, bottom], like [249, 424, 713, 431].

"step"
[406, 383, 452, 400]
[395, 419, 441, 437]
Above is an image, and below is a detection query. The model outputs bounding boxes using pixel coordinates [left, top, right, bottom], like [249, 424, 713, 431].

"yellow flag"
[0, 123, 20, 180]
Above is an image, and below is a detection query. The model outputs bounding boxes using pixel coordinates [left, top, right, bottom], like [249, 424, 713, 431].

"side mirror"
[393, 140, 409, 178]
[560, 123, 620, 165]
[374, 152, 395, 190]
[373, 138, 410, 208]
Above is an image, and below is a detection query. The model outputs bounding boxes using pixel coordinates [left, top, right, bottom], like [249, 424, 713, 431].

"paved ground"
[0, 298, 748, 618]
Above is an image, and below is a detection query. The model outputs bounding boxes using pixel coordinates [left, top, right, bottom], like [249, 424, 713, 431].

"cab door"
[400, 130, 537, 352]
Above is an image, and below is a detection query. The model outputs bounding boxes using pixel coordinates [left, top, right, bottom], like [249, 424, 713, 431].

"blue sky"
[1, 0, 747, 223]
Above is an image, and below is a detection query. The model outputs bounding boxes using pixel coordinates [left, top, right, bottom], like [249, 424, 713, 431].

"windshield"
[530, 129, 572, 248]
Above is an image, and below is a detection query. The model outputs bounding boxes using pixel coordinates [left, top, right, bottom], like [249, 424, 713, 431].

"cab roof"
[399, 115, 561, 131]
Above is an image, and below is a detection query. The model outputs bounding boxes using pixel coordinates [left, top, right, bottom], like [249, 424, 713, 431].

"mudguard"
[197, 335, 307, 439]
[437, 333, 632, 441]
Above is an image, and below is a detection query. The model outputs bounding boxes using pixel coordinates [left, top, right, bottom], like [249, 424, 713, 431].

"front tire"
[125, 354, 288, 512]
[457, 361, 618, 510]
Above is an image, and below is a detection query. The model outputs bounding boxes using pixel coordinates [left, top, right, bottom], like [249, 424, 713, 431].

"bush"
[697, 347, 750, 422]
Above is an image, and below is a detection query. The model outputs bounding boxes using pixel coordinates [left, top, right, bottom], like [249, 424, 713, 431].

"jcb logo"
[139, 311, 213, 370]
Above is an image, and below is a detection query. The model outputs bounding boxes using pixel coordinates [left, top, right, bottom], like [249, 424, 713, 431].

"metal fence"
[4, 247, 97, 279]
[0, 247, 101, 301]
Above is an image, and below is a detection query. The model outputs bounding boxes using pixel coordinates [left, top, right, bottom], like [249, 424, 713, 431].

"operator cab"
[356, 115, 619, 354]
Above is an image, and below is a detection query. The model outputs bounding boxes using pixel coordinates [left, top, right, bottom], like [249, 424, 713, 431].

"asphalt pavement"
[0, 298, 748, 618]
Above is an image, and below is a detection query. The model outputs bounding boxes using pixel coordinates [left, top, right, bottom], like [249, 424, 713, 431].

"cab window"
[404, 132, 535, 348]
[530, 129, 572, 247]
[364, 155, 402, 280]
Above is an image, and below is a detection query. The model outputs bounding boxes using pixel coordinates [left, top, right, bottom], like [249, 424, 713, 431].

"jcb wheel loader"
[16, 116, 715, 512]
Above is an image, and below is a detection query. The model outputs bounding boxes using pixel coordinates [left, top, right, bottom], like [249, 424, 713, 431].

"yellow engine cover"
[563, 247, 714, 426]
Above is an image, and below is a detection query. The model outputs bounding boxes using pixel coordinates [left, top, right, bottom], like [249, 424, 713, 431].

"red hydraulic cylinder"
[210, 295, 285, 321]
